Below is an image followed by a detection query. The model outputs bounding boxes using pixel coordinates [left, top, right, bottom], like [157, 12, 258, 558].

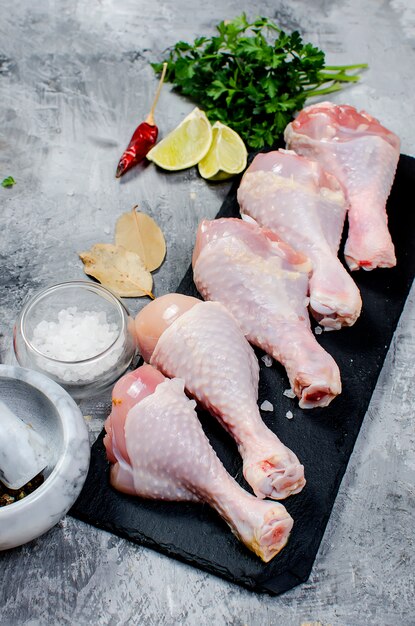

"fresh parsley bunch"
[152, 14, 367, 150]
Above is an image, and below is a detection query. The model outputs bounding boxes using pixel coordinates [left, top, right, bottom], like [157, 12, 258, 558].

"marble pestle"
[0, 400, 49, 489]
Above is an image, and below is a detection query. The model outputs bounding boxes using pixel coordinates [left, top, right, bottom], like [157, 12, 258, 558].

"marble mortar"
[0, 365, 90, 550]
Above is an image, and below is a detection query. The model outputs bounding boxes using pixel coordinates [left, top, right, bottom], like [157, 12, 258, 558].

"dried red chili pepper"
[116, 63, 167, 178]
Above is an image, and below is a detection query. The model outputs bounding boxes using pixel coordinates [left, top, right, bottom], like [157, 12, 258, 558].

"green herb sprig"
[1, 176, 16, 188]
[152, 14, 367, 149]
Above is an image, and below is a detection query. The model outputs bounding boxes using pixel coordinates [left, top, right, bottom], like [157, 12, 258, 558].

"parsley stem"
[318, 72, 362, 83]
[304, 84, 344, 97]
[324, 63, 369, 71]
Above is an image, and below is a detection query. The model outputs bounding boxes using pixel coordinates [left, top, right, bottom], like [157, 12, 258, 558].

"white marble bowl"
[0, 365, 90, 550]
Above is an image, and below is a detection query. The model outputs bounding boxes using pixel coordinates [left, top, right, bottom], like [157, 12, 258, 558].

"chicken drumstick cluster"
[104, 103, 399, 562]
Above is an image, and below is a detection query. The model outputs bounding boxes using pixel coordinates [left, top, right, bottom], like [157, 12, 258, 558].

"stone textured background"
[0, 1, 414, 624]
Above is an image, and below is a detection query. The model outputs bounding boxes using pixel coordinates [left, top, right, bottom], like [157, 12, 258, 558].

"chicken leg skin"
[135, 295, 306, 499]
[192, 218, 341, 409]
[105, 365, 294, 562]
[285, 102, 400, 271]
[237, 149, 362, 329]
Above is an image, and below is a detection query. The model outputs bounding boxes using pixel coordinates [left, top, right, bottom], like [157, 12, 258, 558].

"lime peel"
[146, 107, 213, 171]
[198, 121, 248, 181]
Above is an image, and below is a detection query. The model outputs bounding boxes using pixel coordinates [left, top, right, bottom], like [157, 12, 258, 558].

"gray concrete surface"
[0, 1, 414, 624]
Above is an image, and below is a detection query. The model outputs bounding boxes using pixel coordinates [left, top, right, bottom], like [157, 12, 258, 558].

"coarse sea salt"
[285, 410, 294, 420]
[314, 325, 323, 335]
[261, 354, 273, 367]
[283, 388, 296, 399]
[260, 400, 274, 412]
[31, 307, 123, 383]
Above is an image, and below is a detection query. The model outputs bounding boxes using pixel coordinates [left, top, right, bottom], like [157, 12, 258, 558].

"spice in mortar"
[31, 307, 123, 382]
[0, 473, 44, 507]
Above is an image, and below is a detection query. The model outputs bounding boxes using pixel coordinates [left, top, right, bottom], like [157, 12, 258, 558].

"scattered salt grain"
[241, 214, 257, 225]
[285, 410, 294, 420]
[283, 388, 296, 399]
[314, 325, 323, 335]
[260, 400, 274, 412]
[31, 307, 123, 383]
[261, 354, 273, 367]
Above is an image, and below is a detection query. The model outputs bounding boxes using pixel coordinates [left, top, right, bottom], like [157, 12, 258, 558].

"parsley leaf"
[152, 14, 367, 149]
[1, 176, 16, 188]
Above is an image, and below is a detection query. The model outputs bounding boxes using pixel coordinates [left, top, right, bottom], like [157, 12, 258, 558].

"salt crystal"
[241, 214, 257, 225]
[260, 400, 274, 412]
[286, 410, 294, 420]
[36, 321, 48, 333]
[314, 325, 323, 335]
[283, 388, 296, 399]
[31, 308, 121, 382]
[261, 354, 273, 367]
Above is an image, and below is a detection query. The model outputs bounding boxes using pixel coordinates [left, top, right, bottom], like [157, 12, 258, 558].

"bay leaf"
[115, 207, 166, 272]
[79, 243, 154, 298]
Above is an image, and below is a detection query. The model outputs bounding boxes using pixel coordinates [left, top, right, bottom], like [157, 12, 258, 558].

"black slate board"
[71, 154, 415, 595]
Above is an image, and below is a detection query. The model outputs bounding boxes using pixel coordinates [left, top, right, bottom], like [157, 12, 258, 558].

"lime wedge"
[146, 108, 213, 171]
[198, 121, 248, 181]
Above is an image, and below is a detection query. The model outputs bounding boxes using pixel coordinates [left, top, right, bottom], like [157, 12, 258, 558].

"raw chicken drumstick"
[285, 102, 400, 271]
[104, 364, 294, 562]
[237, 149, 362, 330]
[135, 294, 306, 500]
[192, 218, 341, 409]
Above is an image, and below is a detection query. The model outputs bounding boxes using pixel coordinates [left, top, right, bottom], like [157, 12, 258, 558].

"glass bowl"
[13, 281, 137, 399]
